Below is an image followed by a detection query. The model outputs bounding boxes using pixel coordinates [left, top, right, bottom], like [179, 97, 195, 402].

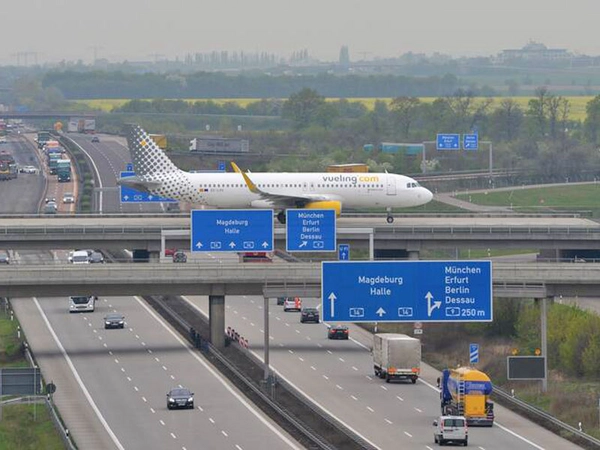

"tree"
[390, 97, 421, 139]
[282, 88, 326, 130]
[584, 95, 600, 145]
[527, 86, 550, 138]
[489, 99, 523, 142]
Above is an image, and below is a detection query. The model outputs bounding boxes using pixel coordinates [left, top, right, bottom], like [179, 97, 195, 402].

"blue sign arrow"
[191, 209, 273, 253]
[286, 209, 336, 252]
[322, 261, 492, 322]
[218, 161, 226, 171]
[338, 244, 350, 261]
[470, 343, 479, 364]
[126, 163, 134, 172]
[436, 134, 460, 150]
[119, 172, 176, 203]
[463, 134, 479, 150]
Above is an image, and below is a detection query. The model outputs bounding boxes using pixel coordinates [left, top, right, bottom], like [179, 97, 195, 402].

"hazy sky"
[1, 0, 599, 65]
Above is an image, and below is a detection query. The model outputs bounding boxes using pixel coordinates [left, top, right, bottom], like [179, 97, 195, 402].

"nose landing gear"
[386, 207, 394, 224]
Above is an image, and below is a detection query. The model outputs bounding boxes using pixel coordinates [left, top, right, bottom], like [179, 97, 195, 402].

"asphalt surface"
[180, 284, 583, 450]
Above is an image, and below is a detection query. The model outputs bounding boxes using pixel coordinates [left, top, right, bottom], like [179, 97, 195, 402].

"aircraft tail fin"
[126, 124, 179, 176]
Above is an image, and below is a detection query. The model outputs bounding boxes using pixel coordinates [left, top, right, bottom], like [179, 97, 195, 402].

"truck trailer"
[440, 367, 494, 426]
[56, 159, 71, 182]
[372, 333, 421, 383]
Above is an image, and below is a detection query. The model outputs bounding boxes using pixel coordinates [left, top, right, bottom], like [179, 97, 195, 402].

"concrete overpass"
[1, 215, 600, 259]
[1, 261, 598, 346]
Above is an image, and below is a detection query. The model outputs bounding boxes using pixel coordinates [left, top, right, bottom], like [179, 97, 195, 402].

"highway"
[3, 131, 588, 449]
[5, 134, 302, 450]
[184, 288, 582, 450]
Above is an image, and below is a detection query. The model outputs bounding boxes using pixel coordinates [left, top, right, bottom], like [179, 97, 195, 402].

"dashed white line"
[384, 419, 393, 425]
[352, 366, 358, 371]
[159, 419, 165, 426]
[323, 375, 329, 380]
[155, 357, 160, 362]
[380, 386, 388, 391]
[338, 357, 345, 362]
[126, 376, 131, 382]
[93, 329, 97, 334]
[414, 407, 422, 413]
[366, 406, 374, 413]
[197, 405, 203, 411]
[114, 359, 119, 364]
[404, 431, 412, 438]
[162, 365, 168, 371]
[121, 368, 125, 373]
[148, 349, 152, 354]
[288, 350, 294, 354]
[299, 357, 304, 362]
[103, 343, 107, 348]
[351, 395, 358, 401]
[235, 445, 243, 450]
[142, 397, 147, 403]
[250, 322, 255, 327]
[150, 408, 155, 414]
[366, 376, 373, 381]
[295, 329, 300, 334]
[134, 386, 139, 392]
[141, 342, 146, 346]
[171, 375, 175, 380]
[317, 343, 322, 348]
[336, 385, 343, 390]
[396, 396, 404, 401]
[326, 350, 332, 354]
[221, 430, 228, 437]
[310, 366, 316, 371]
[135, 334, 139, 339]
[209, 418, 215, 424]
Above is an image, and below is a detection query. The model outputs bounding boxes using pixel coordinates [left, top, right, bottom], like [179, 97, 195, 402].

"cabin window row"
[199, 184, 385, 188]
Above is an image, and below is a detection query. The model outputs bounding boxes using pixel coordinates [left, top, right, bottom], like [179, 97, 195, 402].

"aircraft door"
[386, 175, 397, 195]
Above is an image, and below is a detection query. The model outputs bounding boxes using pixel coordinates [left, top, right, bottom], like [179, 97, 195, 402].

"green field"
[0, 404, 64, 450]
[73, 96, 595, 121]
[456, 184, 600, 215]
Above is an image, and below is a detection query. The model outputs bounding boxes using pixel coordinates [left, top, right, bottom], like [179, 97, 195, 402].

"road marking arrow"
[376, 307, 386, 318]
[425, 292, 442, 317]
[328, 292, 337, 317]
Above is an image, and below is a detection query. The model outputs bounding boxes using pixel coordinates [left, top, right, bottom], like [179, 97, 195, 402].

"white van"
[69, 250, 91, 264]
[433, 415, 468, 446]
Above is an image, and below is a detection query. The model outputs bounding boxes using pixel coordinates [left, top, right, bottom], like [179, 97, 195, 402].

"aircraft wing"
[232, 162, 336, 207]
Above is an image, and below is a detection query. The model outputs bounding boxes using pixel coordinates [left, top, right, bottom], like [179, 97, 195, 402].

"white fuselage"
[155, 171, 433, 210]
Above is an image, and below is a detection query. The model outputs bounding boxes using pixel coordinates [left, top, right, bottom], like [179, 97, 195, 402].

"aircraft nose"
[420, 187, 434, 204]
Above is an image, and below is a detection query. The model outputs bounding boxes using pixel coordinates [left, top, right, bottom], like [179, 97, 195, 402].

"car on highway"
[104, 313, 125, 329]
[62, 192, 75, 203]
[89, 251, 105, 264]
[45, 197, 56, 204]
[43, 203, 58, 214]
[167, 387, 194, 410]
[276, 297, 287, 306]
[69, 250, 91, 264]
[172, 249, 187, 263]
[91, 136, 100, 143]
[164, 248, 176, 257]
[327, 324, 349, 340]
[19, 165, 38, 174]
[300, 307, 320, 323]
[0, 252, 9, 264]
[433, 415, 468, 446]
[0, 137, 6, 144]
[283, 297, 302, 312]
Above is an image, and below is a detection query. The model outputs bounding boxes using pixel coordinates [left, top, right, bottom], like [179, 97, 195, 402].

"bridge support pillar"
[209, 295, 225, 348]
[407, 250, 420, 260]
[148, 251, 160, 263]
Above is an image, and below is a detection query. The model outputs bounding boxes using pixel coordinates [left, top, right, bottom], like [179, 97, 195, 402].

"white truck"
[372, 333, 421, 383]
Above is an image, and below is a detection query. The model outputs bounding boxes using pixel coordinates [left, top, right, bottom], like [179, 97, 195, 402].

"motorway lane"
[0, 135, 46, 213]
[27, 291, 300, 450]
[67, 133, 164, 214]
[184, 294, 582, 450]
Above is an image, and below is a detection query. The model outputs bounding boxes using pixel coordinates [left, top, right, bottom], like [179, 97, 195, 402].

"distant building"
[495, 41, 572, 64]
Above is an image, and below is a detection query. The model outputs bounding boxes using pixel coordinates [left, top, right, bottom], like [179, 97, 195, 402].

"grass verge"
[0, 404, 65, 450]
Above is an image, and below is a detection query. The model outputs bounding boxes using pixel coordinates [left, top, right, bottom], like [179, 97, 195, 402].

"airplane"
[119, 124, 433, 223]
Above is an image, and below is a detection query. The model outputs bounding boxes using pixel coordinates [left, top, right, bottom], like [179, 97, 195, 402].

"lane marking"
[367, 406, 374, 413]
[171, 433, 177, 439]
[396, 396, 404, 402]
[351, 395, 358, 401]
[159, 420, 165, 426]
[384, 419, 393, 425]
[221, 430, 228, 437]
[380, 386, 388, 391]
[414, 407, 422, 413]
[209, 418, 215, 424]
[32, 297, 125, 450]
[136, 296, 300, 450]
[323, 375, 329, 380]
[352, 366, 358, 371]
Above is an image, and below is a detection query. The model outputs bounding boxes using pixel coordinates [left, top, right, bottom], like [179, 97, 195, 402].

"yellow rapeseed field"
[75, 96, 595, 121]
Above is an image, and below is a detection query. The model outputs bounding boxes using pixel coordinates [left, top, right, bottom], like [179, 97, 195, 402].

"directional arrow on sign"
[123, 196, 129, 201]
[195, 242, 203, 249]
[299, 241, 308, 248]
[229, 242, 236, 249]
[328, 292, 337, 317]
[376, 307, 386, 318]
[425, 292, 441, 317]
[261, 241, 269, 249]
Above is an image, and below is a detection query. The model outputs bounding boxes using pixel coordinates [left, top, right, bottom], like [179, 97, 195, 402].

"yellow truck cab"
[440, 367, 494, 427]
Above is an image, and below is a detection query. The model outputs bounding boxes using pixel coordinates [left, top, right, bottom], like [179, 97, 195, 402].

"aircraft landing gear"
[386, 207, 394, 224]
[277, 211, 286, 224]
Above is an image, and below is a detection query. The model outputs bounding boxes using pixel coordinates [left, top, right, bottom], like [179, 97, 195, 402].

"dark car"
[91, 136, 100, 143]
[276, 297, 287, 306]
[300, 307, 320, 323]
[104, 313, 125, 329]
[172, 250, 187, 263]
[167, 387, 194, 410]
[0, 252, 9, 264]
[328, 324, 349, 340]
[89, 251, 105, 264]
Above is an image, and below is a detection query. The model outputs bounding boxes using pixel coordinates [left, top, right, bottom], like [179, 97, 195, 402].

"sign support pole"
[541, 297, 548, 393]
[263, 296, 270, 381]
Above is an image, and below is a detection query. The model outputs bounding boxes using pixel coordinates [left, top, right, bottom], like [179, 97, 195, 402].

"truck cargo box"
[373, 333, 421, 383]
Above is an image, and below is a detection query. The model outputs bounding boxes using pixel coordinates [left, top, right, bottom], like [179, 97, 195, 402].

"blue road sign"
[321, 261, 492, 323]
[191, 209, 273, 252]
[436, 134, 460, 150]
[286, 209, 336, 252]
[338, 244, 350, 261]
[470, 343, 479, 364]
[126, 163, 134, 172]
[218, 161, 226, 171]
[463, 134, 479, 150]
[119, 171, 176, 203]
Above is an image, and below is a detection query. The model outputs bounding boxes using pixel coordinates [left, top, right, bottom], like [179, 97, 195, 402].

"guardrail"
[150, 295, 376, 450]
[493, 385, 600, 449]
